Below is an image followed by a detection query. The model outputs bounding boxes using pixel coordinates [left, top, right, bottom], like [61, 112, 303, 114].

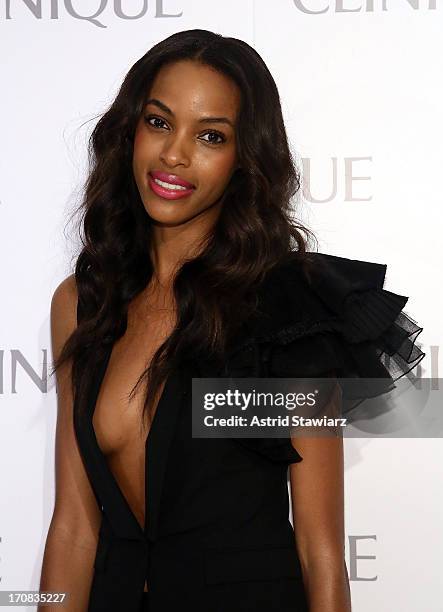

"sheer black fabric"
[268, 253, 425, 414]
[224, 252, 426, 464]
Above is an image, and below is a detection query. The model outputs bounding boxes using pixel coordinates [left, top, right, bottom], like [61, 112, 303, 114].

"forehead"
[147, 60, 241, 117]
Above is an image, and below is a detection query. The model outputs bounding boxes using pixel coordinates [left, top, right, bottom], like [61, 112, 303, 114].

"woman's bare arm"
[38, 275, 102, 611]
[289, 382, 352, 612]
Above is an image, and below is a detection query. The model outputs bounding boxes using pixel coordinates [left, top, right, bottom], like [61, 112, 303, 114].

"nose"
[159, 132, 191, 168]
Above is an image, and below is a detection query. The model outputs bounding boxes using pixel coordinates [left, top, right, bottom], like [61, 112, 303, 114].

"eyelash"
[143, 115, 227, 146]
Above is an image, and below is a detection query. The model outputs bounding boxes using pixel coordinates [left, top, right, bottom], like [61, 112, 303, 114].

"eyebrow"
[144, 98, 235, 128]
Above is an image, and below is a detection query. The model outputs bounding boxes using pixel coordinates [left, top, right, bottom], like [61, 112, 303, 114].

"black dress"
[73, 251, 424, 612]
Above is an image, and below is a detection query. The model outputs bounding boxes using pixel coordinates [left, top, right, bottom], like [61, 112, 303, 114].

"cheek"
[133, 123, 159, 163]
[198, 150, 237, 189]
[132, 135, 155, 182]
[133, 130, 148, 161]
[133, 123, 144, 149]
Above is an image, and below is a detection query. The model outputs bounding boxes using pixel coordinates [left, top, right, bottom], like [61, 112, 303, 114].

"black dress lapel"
[144, 365, 186, 541]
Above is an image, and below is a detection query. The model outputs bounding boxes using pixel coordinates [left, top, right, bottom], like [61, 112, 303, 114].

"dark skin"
[290, 384, 352, 611]
[132, 59, 241, 286]
[41, 59, 350, 609]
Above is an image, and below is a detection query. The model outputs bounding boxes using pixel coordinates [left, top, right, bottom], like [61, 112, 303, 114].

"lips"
[149, 170, 195, 190]
[148, 172, 195, 201]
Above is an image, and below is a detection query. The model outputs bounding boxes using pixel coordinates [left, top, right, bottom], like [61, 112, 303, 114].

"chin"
[143, 203, 189, 226]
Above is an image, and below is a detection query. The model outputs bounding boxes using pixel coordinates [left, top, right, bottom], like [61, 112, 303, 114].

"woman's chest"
[92, 304, 175, 457]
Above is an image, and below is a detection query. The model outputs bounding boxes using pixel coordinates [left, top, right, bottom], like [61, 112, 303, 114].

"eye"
[143, 115, 226, 146]
[200, 131, 226, 146]
[144, 115, 167, 130]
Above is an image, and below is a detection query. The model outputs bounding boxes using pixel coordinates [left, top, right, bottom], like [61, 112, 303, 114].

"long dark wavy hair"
[51, 28, 318, 429]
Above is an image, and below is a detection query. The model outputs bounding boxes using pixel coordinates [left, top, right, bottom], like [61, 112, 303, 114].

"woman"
[39, 29, 424, 612]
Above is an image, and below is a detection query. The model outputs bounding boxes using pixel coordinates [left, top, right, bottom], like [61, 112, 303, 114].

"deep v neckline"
[87, 344, 173, 540]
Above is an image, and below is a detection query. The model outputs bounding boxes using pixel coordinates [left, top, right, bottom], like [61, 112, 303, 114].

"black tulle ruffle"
[225, 252, 426, 465]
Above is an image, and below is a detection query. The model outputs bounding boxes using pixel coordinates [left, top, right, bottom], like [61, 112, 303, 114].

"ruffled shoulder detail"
[267, 252, 425, 390]
[225, 251, 425, 465]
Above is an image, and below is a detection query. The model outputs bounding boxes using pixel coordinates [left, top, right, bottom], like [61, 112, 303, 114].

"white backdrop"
[1, 1, 441, 610]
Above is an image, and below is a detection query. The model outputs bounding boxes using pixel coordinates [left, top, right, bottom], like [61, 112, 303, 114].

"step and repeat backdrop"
[1, 2, 441, 611]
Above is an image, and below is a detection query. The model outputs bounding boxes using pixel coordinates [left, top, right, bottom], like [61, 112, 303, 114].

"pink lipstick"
[148, 170, 195, 200]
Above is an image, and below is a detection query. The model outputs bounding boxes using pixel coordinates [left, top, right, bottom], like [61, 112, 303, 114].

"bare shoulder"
[50, 274, 78, 359]
[51, 273, 77, 319]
